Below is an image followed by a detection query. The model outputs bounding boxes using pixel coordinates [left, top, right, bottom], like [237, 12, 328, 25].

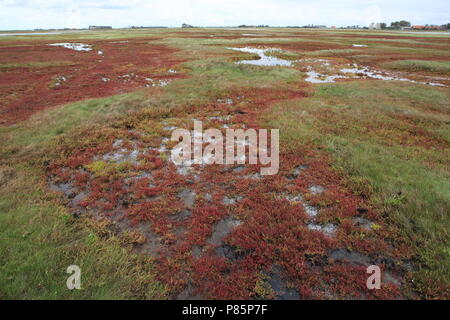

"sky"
[0, 0, 449, 30]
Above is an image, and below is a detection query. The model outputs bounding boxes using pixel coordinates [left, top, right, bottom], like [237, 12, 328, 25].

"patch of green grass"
[347, 37, 448, 47]
[0, 92, 144, 154]
[265, 49, 301, 61]
[0, 61, 76, 71]
[371, 46, 450, 59]
[306, 49, 357, 57]
[188, 59, 301, 89]
[350, 54, 379, 64]
[382, 60, 450, 74]
[0, 165, 167, 299]
[85, 161, 132, 177]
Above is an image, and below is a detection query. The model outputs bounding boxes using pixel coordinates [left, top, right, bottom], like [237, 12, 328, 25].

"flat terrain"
[0, 28, 449, 299]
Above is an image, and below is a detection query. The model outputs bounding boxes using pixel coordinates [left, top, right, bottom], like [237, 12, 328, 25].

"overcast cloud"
[0, 0, 449, 30]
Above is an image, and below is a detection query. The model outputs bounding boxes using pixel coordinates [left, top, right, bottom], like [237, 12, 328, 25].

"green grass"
[265, 49, 302, 61]
[306, 49, 357, 56]
[371, 46, 450, 59]
[0, 92, 146, 157]
[0, 165, 167, 299]
[0, 61, 76, 71]
[383, 60, 450, 74]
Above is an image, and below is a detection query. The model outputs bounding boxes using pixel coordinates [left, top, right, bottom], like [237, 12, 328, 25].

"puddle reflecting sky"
[49, 43, 92, 52]
[230, 47, 293, 67]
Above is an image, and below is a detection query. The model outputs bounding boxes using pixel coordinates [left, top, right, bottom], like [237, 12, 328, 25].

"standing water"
[229, 47, 293, 67]
[49, 43, 92, 52]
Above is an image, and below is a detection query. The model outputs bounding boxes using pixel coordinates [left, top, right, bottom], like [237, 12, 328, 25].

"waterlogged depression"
[230, 47, 293, 66]
[49, 43, 93, 52]
[230, 47, 446, 87]
[303, 60, 446, 86]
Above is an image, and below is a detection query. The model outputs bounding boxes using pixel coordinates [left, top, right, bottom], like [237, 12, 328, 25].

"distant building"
[89, 26, 112, 30]
[369, 23, 381, 30]
[182, 23, 194, 28]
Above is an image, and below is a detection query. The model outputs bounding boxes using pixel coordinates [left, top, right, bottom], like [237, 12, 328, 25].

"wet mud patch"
[208, 216, 243, 246]
[178, 189, 196, 208]
[49, 180, 87, 215]
[297, 58, 448, 87]
[328, 248, 372, 266]
[263, 266, 300, 300]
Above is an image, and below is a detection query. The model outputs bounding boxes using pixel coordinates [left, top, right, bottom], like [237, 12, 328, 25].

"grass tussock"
[383, 60, 450, 74]
[0, 61, 76, 71]
[306, 49, 357, 57]
[265, 49, 301, 61]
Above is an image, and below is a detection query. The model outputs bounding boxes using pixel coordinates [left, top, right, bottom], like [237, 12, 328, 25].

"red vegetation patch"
[0, 39, 184, 125]
[47, 86, 411, 299]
